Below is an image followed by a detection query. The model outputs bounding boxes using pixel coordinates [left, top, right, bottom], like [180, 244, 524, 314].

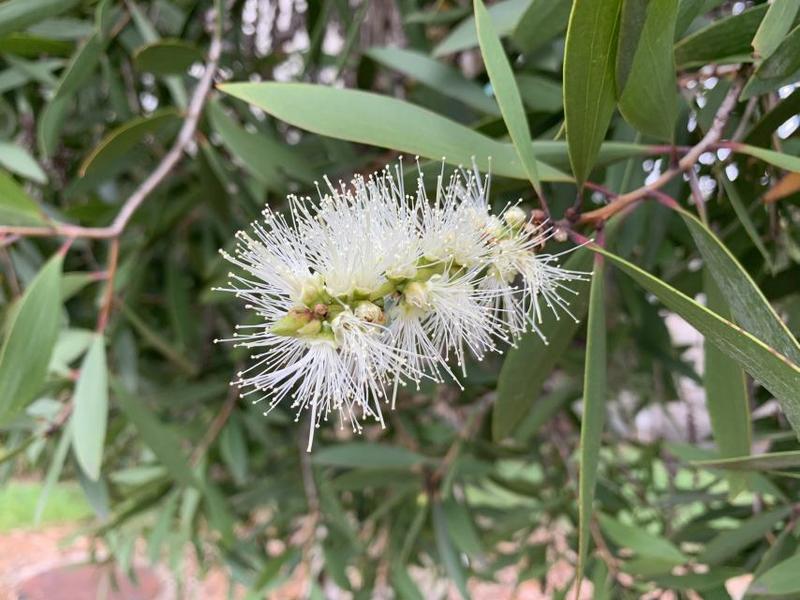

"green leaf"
[79, 108, 181, 179]
[70, 334, 108, 481]
[218, 82, 570, 182]
[475, 0, 541, 193]
[53, 32, 103, 100]
[432, 0, 530, 57]
[365, 46, 499, 116]
[752, 0, 800, 60]
[0, 171, 43, 225]
[732, 143, 800, 174]
[219, 415, 248, 486]
[750, 552, 800, 595]
[313, 443, 429, 469]
[133, 39, 203, 76]
[674, 4, 768, 69]
[677, 208, 800, 366]
[494, 249, 593, 439]
[693, 451, 800, 471]
[34, 422, 72, 525]
[701, 506, 792, 566]
[37, 95, 69, 157]
[112, 379, 197, 489]
[0, 141, 47, 184]
[0, 0, 80, 38]
[442, 498, 483, 556]
[511, 0, 571, 53]
[0, 253, 63, 425]
[743, 23, 800, 98]
[616, 0, 678, 141]
[563, 0, 622, 184]
[515, 74, 563, 112]
[590, 245, 800, 438]
[577, 254, 607, 587]
[718, 171, 773, 271]
[390, 562, 426, 600]
[703, 271, 751, 495]
[205, 101, 287, 188]
[598, 513, 687, 564]
[433, 501, 470, 599]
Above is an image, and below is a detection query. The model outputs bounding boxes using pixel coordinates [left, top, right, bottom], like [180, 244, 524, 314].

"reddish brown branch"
[577, 79, 744, 227]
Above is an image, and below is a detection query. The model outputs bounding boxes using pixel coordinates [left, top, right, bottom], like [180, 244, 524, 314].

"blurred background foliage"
[0, 0, 800, 598]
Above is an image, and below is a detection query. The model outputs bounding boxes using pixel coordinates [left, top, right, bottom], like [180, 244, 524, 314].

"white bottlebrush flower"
[218, 160, 588, 449]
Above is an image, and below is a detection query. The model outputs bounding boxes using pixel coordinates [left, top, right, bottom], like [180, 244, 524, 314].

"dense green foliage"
[1, 0, 800, 597]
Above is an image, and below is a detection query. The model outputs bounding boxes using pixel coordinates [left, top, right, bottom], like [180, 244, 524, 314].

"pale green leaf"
[0, 141, 47, 184]
[71, 334, 108, 481]
[218, 82, 570, 182]
[752, 0, 800, 60]
[0, 0, 80, 38]
[0, 253, 63, 425]
[751, 552, 800, 595]
[0, 171, 43, 226]
[432, 0, 530, 57]
[365, 46, 499, 116]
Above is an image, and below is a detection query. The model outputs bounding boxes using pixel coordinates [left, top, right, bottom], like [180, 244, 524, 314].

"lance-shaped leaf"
[703, 272, 751, 495]
[591, 243, 800, 437]
[365, 46, 500, 116]
[576, 254, 607, 588]
[751, 553, 800, 596]
[616, 0, 679, 141]
[693, 451, 800, 471]
[218, 82, 570, 182]
[0, 0, 80, 38]
[432, 0, 531, 57]
[0, 171, 43, 226]
[752, 0, 800, 60]
[493, 249, 593, 440]
[475, 0, 541, 193]
[71, 334, 108, 481]
[0, 253, 63, 425]
[563, 0, 622, 184]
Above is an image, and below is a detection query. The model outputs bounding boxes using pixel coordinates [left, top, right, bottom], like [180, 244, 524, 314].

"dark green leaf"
[494, 247, 594, 440]
[0, 0, 80, 38]
[511, 0, 571, 53]
[617, 0, 678, 140]
[433, 501, 470, 599]
[598, 513, 687, 564]
[590, 245, 800, 438]
[53, 33, 103, 100]
[133, 39, 203, 76]
[701, 506, 792, 566]
[79, 108, 181, 178]
[577, 254, 607, 587]
[674, 4, 768, 68]
[475, 0, 541, 192]
[743, 23, 800, 98]
[703, 271, 751, 495]
[563, 0, 622, 183]
[693, 451, 800, 471]
[750, 552, 800, 595]
[313, 443, 429, 469]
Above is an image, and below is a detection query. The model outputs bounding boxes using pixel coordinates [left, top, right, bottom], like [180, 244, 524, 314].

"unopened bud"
[403, 281, 430, 310]
[271, 308, 312, 336]
[354, 300, 385, 324]
[503, 206, 527, 229]
[313, 303, 328, 318]
[299, 273, 325, 305]
[296, 319, 322, 336]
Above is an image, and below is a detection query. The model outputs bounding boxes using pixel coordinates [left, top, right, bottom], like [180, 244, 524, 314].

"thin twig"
[96, 238, 119, 332]
[191, 382, 239, 465]
[0, 10, 223, 241]
[576, 79, 743, 227]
